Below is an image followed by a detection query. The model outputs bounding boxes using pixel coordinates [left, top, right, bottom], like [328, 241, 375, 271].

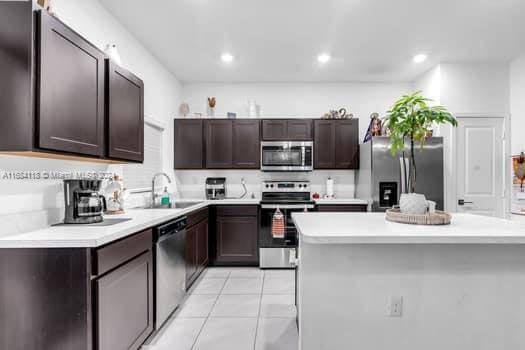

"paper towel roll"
[326, 177, 334, 197]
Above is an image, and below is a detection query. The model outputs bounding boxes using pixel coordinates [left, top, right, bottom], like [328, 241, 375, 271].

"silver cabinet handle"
[458, 199, 474, 206]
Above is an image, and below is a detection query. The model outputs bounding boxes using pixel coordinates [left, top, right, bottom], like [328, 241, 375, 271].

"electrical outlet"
[389, 296, 403, 317]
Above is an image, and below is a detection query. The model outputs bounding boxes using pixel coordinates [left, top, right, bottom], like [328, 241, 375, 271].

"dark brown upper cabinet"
[314, 120, 336, 168]
[287, 119, 313, 140]
[206, 120, 233, 168]
[174, 120, 204, 169]
[261, 120, 287, 140]
[335, 119, 359, 168]
[314, 119, 359, 169]
[262, 119, 312, 140]
[232, 120, 260, 168]
[38, 10, 105, 157]
[203, 120, 260, 169]
[106, 60, 144, 162]
[0, 4, 144, 163]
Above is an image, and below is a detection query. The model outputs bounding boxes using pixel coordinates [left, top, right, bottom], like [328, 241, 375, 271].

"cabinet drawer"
[317, 205, 368, 212]
[216, 205, 258, 217]
[94, 229, 152, 276]
[188, 207, 209, 227]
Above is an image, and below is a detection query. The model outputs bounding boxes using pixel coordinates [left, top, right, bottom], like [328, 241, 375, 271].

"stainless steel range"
[259, 180, 315, 268]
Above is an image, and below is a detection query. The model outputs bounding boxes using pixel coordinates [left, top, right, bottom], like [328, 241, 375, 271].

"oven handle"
[261, 204, 315, 209]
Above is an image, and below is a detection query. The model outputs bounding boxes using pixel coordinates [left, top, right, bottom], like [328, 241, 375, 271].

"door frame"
[446, 114, 510, 218]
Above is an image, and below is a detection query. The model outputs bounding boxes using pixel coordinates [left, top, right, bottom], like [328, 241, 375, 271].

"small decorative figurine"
[207, 97, 216, 117]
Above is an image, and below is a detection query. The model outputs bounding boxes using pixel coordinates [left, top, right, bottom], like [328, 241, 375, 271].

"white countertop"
[292, 212, 525, 244]
[0, 199, 259, 248]
[0, 198, 372, 248]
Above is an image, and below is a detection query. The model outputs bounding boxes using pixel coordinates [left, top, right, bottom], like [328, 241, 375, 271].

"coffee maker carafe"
[205, 177, 226, 200]
[64, 179, 106, 224]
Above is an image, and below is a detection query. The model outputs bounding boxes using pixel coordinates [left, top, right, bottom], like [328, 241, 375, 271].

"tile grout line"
[253, 270, 266, 350]
[190, 270, 230, 350]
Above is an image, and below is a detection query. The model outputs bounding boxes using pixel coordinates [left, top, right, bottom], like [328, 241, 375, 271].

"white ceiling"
[100, 0, 525, 83]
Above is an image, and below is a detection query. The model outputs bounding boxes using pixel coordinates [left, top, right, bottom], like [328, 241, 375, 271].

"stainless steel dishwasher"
[154, 216, 187, 329]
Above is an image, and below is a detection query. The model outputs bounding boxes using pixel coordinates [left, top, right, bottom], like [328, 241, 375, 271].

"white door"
[456, 117, 505, 217]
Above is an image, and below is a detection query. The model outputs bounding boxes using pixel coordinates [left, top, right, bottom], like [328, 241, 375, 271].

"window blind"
[123, 122, 163, 190]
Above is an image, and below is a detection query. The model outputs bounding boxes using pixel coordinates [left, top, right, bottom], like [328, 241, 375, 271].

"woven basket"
[385, 208, 451, 225]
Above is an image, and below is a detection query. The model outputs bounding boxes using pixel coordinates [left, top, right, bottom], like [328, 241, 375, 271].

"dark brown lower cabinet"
[186, 209, 209, 288]
[197, 219, 209, 267]
[186, 224, 198, 285]
[215, 214, 258, 264]
[0, 229, 154, 350]
[96, 251, 153, 350]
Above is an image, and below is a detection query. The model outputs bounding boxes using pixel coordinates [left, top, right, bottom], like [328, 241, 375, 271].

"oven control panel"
[262, 181, 310, 192]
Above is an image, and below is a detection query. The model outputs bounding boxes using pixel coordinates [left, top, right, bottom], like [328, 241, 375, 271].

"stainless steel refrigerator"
[356, 136, 444, 212]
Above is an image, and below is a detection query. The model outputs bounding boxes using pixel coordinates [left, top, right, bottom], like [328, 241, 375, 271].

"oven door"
[259, 203, 313, 268]
[261, 141, 313, 171]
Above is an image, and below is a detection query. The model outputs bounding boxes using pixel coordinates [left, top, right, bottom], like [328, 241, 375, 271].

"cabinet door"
[262, 120, 287, 140]
[186, 225, 198, 286]
[206, 120, 233, 168]
[314, 120, 335, 168]
[233, 120, 260, 168]
[107, 60, 144, 162]
[96, 251, 153, 350]
[287, 120, 312, 140]
[196, 219, 209, 269]
[174, 120, 204, 169]
[216, 216, 258, 264]
[37, 11, 104, 157]
[335, 120, 359, 169]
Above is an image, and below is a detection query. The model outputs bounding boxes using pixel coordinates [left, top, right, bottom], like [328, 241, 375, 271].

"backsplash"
[173, 170, 356, 199]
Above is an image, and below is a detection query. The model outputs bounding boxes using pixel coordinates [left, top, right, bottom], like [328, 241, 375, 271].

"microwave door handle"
[302, 146, 305, 166]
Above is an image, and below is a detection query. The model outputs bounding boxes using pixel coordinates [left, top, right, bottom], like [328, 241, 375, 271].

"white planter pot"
[399, 193, 433, 215]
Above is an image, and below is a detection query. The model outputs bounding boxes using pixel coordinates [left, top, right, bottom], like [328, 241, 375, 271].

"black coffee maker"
[64, 179, 106, 224]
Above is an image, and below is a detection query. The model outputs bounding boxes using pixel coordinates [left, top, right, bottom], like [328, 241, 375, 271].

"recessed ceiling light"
[413, 53, 428, 63]
[317, 53, 331, 64]
[221, 53, 234, 63]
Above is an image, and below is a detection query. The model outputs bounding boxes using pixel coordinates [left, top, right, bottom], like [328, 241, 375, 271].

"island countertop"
[292, 212, 525, 244]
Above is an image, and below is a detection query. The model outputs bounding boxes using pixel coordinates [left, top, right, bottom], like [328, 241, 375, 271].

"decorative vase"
[248, 100, 258, 117]
[399, 193, 434, 215]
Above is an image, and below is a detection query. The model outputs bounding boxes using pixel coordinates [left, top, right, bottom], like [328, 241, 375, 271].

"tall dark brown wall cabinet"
[314, 119, 359, 169]
[106, 60, 144, 162]
[174, 120, 204, 169]
[0, 3, 144, 163]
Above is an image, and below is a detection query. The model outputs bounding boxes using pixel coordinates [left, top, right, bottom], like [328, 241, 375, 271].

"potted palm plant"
[385, 91, 457, 214]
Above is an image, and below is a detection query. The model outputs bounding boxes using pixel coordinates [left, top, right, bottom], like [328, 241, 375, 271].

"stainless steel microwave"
[260, 141, 313, 171]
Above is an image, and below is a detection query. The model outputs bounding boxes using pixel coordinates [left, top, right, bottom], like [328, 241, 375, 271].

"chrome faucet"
[151, 172, 172, 208]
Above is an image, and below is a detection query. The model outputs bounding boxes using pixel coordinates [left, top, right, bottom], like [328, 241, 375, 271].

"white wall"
[413, 65, 441, 104]
[174, 170, 356, 200]
[181, 82, 412, 139]
[411, 63, 512, 214]
[0, 0, 181, 233]
[510, 55, 525, 155]
[440, 62, 510, 116]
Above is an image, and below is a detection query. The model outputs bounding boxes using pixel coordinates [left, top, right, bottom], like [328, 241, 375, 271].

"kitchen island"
[292, 212, 525, 350]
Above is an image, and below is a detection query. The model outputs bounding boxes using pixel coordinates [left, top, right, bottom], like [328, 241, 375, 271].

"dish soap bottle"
[161, 187, 170, 207]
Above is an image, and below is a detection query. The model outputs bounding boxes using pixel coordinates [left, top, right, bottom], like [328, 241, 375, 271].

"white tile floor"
[143, 267, 298, 350]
